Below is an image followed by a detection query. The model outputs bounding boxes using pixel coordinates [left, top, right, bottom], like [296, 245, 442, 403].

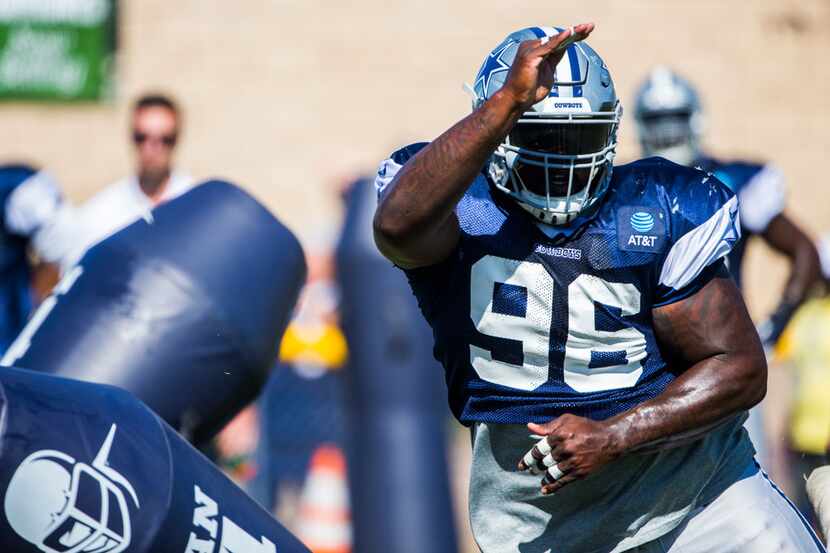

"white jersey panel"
[659, 195, 740, 290]
[737, 164, 786, 234]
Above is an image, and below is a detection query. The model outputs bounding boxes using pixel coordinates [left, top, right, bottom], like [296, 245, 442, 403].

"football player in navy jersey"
[634, 67, 821, 469]
[0, 165, 67, 354]
[374, 25, 823, 553]
[634, 67, 821, 348]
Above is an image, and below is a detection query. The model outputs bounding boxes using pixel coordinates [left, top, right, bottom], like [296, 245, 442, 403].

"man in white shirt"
[62, 93, 195, 270]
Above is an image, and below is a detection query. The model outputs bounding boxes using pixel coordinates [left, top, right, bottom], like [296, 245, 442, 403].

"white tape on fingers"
[543, 454, 556, 468]
[554, 28, 580, 53]
[547, 464, 564, 481]
[537, 438, 551, 456]
[522, 450, 537, 469]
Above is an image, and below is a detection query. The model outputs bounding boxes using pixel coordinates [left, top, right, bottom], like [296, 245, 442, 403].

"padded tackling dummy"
[2, 180, 305, 446]
[335, 179, 458, 553]
[0, 366, 310, 553]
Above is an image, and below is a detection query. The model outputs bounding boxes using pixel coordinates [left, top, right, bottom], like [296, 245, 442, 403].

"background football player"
[0, 164, 69, 355]
[373, 24, 823, 552]
[633, 67, 822, 466]
[634, 67, 821, 345]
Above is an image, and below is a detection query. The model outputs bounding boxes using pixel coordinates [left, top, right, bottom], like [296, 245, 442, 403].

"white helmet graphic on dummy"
[3, 424, 139, 553]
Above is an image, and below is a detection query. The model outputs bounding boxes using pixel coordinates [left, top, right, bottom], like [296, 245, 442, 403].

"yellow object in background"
[279, 322, 348, 371]
[776, 297, 830, 454]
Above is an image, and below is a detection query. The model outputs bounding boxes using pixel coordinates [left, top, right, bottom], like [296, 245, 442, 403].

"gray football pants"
[631, 469, 824, 553]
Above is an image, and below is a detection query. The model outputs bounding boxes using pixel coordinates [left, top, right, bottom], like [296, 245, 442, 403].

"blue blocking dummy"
[335, 179, 458, 553]
[3, 180, 306, 445]
[0, 366, 311, 553]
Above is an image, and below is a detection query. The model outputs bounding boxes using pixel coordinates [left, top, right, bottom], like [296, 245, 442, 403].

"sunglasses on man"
[132, 131, 177, 147]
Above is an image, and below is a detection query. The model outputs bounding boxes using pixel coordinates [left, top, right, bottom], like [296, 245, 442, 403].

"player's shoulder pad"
[622, 156, 735, 227]
[701, 157, 766, 193]
[628, 157, 740, 291]
[375, 142, 430, 198]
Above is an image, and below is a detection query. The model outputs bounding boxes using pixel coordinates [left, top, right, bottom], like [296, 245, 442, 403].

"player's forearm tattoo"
[388, 92, 519, 216]
[607, 273, 766, 454]
[375, 90, 522, 266]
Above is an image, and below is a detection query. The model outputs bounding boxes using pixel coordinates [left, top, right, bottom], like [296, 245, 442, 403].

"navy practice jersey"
[376, 146, 740, 425]
[0, 166, 37, 353]
[696, 156, 785, 288]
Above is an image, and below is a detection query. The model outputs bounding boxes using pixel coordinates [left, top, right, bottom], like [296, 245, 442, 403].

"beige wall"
[4, 0, 830, 313]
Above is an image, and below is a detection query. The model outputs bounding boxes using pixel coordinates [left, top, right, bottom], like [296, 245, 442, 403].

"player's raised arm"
[373, 24, 594, 269]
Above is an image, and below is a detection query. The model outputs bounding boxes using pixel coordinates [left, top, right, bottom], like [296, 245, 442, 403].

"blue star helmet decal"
[470, 27, 590, 110]
[472, 39, 515, 107]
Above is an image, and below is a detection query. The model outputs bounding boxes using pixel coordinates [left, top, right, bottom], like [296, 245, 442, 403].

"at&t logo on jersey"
[630, 211, 655, 233]
[617, 206, 667, 253]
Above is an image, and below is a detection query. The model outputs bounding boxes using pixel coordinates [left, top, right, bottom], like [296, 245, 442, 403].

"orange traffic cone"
[296, 445, 352, 553]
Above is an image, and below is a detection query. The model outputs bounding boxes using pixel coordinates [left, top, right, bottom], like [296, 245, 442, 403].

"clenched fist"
[518, 413, 623, 495]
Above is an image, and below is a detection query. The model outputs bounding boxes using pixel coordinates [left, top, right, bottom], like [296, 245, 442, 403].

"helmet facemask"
[40, 464, 132, 553]
[489, 104, 621, 225]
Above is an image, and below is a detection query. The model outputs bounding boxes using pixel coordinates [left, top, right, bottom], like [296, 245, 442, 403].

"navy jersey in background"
[696, 157, 785, 288]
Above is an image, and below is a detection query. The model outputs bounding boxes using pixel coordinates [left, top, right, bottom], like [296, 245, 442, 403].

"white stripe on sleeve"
[659, 195, 740, 290]
[738, 164, 786, 233]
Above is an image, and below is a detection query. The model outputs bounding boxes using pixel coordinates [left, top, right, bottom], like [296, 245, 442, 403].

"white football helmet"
[4, 424, 139, 553]
[633, 66, 704, 166]
[472, 26, 622, 226]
